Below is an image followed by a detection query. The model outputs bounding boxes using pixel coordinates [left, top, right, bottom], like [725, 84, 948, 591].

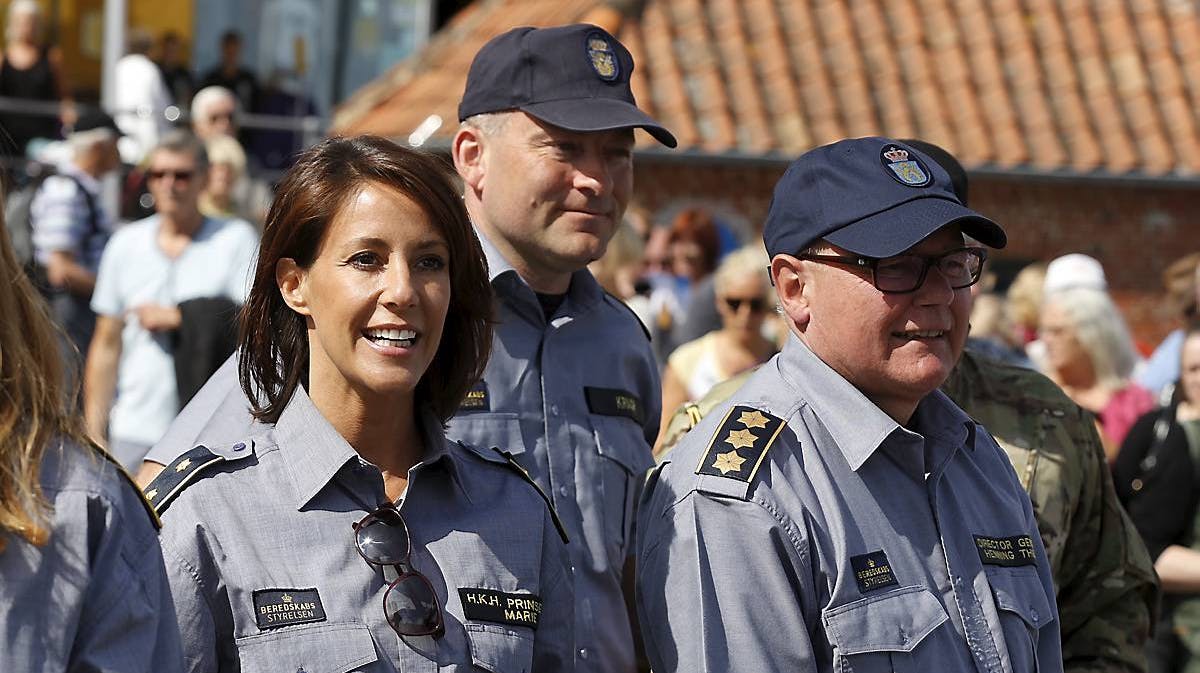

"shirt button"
[558, 485, 569, 497]
[232, 442, 246, 452]
[1031, 608, 1040, 623]
[578, 648, 589, 660]
[550, 405, 560, 415]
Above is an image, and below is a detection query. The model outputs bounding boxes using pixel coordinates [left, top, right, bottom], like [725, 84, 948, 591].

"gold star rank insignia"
[174, 458, 192, 472]
[697, 405, 788, 484]
[725, 428, 758, 449]
[145, 488, 158, 501]
[712, 450, 747, 475]
[738, 410, 770, 429]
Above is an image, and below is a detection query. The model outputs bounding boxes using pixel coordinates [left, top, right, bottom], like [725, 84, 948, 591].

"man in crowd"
[29, 111, 122, 380]
[637, 137, 1062, 672]
[84, 131, 258, 469]
[190, 85, 239, 142]
[138, 24, 674, 673]
[655, 141, 1158, 673]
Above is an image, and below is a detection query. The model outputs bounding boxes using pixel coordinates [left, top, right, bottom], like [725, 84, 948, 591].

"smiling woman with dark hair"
[147, 135, 573, 672]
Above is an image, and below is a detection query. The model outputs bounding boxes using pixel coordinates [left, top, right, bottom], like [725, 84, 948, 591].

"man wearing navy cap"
[449, 24, 673, 673]
[636, 137, 1063, 672]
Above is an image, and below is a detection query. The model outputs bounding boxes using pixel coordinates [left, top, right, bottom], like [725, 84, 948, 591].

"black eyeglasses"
[352, 504, 445, 638]
[724, 297, 767, 313]
[798, 246, 987, 294]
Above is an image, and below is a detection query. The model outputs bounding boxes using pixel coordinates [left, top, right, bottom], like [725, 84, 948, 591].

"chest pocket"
[823, 586, 948, 673]
[235, 621, 377, 673]
[466, 623, 535, 673]
[591, 415, 653, 565]
[986, 567, 1055, 673]
[447, 413, 526, 457]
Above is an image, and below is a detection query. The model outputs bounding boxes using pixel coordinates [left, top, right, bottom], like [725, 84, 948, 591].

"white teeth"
[895, 330, 944, 339]
[365, 328, 417, 341]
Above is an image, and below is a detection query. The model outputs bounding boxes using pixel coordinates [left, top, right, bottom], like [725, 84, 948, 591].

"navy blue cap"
[763, 137, 1005, 259]
[72, 109, 123, 137]
[458, 24, 677, 148]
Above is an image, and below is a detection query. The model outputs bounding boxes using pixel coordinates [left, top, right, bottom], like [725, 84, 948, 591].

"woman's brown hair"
[239, 135, 493, 424]
[0, 199, 89, 552]
[668, 208, 721, 279]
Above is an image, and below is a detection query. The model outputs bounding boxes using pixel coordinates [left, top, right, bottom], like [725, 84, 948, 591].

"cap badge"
[880, 145, 932, 187]
[586, 32, 619, 82]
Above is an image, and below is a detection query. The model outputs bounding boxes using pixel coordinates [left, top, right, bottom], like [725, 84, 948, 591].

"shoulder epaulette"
[88, 440, 160, 529]
[603, 291, 651, 341]
[695, 404, 787, 484]
[144, 442, 254, 516]
[489, 447, 570, 545]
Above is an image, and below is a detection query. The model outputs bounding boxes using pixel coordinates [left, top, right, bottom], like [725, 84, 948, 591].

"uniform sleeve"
[1056, 418, 1157, 673]
[71, 491, 186, 672]
[532, 509, 575, 673]
[636, 493, 819, 673]
[90, 232, 125, 317]
[160, 529, 236, 673]
[1022, 483, 1067, 673]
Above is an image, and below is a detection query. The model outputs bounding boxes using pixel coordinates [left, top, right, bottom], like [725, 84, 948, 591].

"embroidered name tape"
[850, 550, 899, 593]
[458, 588, 542, 630]
[460, 381, 490, 411]
[974, 534, 1038, 567]
[253, 588, 326, 630]
[585, 387, 645, 425]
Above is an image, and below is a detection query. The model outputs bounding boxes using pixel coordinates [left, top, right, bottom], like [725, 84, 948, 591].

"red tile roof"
[332, 0, 1200, 177]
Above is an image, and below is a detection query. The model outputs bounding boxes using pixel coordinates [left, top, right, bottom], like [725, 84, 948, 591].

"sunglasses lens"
[384, 573, 443, 636]
[355, 509, 410, 566]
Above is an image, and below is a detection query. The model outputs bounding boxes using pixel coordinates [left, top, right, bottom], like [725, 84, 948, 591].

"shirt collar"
[476, 227, 604, 312]
[61, 163, 101, 193]
[273, 386, 471, 510]
[779, 335, 971, 471]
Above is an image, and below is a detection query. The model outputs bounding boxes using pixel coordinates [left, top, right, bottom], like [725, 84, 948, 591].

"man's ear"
[276, 258, 311, 317]
[452, 126, 487, 194]
[771, 254, 812, 329]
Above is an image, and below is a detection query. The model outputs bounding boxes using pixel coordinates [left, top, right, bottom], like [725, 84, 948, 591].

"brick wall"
[635, 159, 1200, 350]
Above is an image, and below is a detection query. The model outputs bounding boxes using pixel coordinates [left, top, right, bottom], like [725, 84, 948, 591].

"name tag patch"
[458, 588, 542, 630]
[974, 534, 1038, 567]
[252, 588, 326, 630]
[460, 381, 490, 412]
[585, 387, 645, 425]
[850, 550, 899, 593]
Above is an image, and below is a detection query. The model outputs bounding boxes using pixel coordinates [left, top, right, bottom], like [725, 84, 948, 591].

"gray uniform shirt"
[445, 233, 659, 673]
[147, 232, 661, 673]
[0, 438, 183, 672]
[636, 336, 1063, 673]
[156, 387, 574, 672]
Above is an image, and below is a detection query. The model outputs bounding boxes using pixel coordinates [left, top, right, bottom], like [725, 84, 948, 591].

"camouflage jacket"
[658, 348, 1159, 673]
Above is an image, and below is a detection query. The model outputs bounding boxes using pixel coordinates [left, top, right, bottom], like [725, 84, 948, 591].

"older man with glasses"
[636, 137, 1063, 673]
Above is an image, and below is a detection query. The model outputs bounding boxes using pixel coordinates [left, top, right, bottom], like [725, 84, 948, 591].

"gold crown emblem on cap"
[883, 147, 909, 162]
[281, 593, 293, 604]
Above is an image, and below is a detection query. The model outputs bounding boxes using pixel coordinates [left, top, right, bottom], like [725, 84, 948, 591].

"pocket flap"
[823, 586, 949, 655]
[592, 415, 652, 474]
[447, 412, 526, 458]
[987, 567, 1054, 629]
[236, 621, 377, 673]
[466, 623, 535, 673]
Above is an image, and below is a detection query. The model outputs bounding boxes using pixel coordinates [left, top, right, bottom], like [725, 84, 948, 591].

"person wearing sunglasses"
[656, 245, 777, 451]
[144, 136, 573, 672]
[637, 137, 1064, 673]
[83, 130, 258, 469]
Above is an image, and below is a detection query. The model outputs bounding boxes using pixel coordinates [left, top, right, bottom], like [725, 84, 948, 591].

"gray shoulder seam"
[487, 447, 570, 545]
[603, 291, 651, 341]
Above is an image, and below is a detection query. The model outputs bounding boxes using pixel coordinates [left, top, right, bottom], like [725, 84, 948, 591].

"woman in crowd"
[0, 0, 73, 158]
[1039, 286, 1153, 457]
[658, 246, 777, 444]
[0, 211, 181, 669]
[149, 136, 572, 671]
[1115, 322, 1200, 672]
